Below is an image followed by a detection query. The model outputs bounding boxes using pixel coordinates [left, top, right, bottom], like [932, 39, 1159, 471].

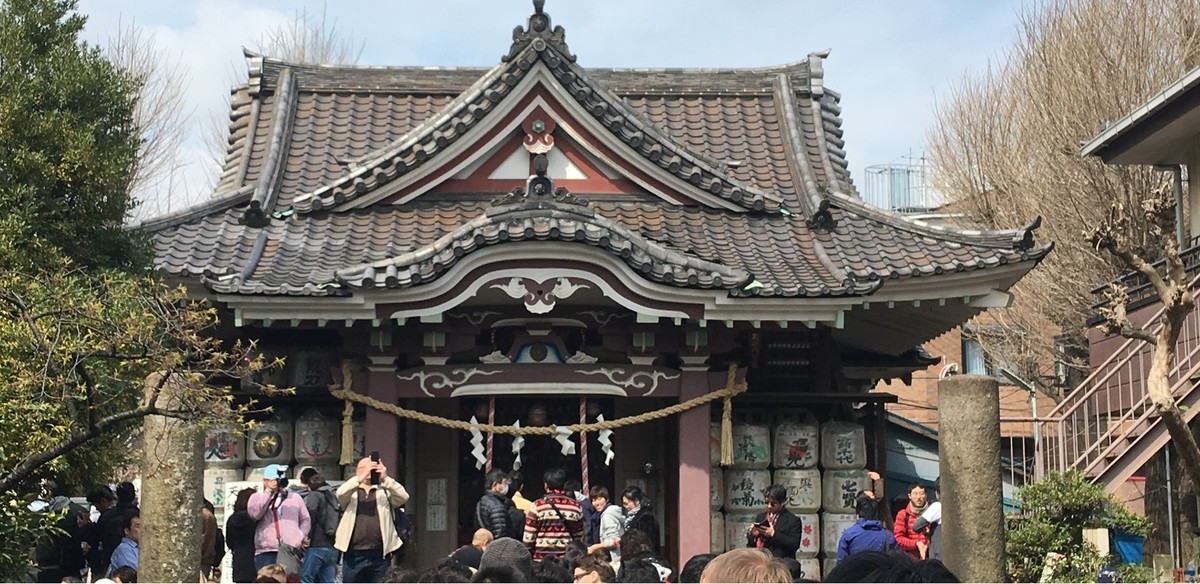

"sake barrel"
[710, 512, 726, 553]
[203, 424, 246, 469]
[731, 423, 770, 469]
[709, 423, 722, 466]
[821, 469, 872, 513]
[819, 421, 867, 470]
[710, 467, 724, 510]
[774, 469, 821, 513]
[774, 419, 819, 469]
[724, 468, 769, 512]
[247, 415, 293, 466]
[244, 466, 267, 482]
[797, 558, 821, 581]
[294, 409, 340, 464]
[823, 558, 837, 577]
[724, 513, 756, 553]
[821, 512, 857, 555]
[203, 468, 243, 507]
[794, 512, 820, 558]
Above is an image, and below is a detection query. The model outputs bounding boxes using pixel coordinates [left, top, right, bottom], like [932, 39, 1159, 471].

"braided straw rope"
[329, 363, 745, 439]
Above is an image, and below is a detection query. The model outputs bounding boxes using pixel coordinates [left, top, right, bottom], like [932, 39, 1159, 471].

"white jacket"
[334, 476, 410, 554]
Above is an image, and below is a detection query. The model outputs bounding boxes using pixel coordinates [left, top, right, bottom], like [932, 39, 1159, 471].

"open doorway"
[455, 396, 614, 545]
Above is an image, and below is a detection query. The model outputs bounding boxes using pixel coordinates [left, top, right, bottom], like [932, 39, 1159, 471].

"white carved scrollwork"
[574, 368, 680, 396]
[396, 368, 502, 397]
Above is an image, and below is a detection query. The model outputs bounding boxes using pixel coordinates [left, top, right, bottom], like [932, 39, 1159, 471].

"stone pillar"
[676, 372, 713, 563]
[938, 374, 1004, 582]
[139, 372, 203, 583]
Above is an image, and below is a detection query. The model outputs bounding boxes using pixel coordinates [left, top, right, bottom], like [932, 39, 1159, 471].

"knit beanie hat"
[479, 537, 533, 580]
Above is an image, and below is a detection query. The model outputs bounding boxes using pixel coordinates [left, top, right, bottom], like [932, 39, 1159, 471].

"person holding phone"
[745, 484, 802, 558]
[335, 454, 410, 583]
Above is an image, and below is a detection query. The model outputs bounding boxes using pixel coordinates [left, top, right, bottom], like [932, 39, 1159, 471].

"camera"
[277, 477, 289, 489]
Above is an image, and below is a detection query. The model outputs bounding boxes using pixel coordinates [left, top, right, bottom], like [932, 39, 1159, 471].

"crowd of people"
[35, 464, 956, 583]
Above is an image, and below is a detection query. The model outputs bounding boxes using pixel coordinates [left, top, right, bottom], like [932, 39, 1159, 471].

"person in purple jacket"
[836, 492, 897, 563]
[247, 464, 311, 574]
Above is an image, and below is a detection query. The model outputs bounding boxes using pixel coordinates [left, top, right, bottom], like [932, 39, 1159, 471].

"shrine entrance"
[454, 396, 616, 544]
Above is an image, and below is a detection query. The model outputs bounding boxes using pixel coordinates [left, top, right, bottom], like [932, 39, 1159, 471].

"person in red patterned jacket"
[892, 483, 930, 559]
[522, 468, 584, 560]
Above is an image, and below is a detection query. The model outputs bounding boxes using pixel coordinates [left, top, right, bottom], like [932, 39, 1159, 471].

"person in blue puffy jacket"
[837, 492, 897, 563]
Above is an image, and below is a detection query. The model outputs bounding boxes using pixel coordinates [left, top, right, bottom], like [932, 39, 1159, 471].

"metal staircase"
[1031, 275, 1200, 491]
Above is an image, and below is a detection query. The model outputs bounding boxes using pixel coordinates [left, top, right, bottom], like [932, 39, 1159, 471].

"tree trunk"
[1149, 310, 1200, 498]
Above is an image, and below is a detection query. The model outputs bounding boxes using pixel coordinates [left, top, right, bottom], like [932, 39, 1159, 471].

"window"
[962, 337, 992, 376]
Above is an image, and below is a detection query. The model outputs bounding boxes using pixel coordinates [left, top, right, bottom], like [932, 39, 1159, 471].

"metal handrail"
[1046, 272, 1200, 420]
[1079, 352, 1200, 482]
[1071, 335, 1200, 471]
[1030, 285, 1200, 480]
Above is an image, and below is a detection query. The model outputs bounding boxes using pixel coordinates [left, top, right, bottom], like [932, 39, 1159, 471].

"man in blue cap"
[248, 464, 311, 576]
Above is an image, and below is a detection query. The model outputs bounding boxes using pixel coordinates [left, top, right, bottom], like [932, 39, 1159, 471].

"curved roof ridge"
[287, 42, 784, 214]
[243, 67, 299, 227]
[133, 184, 255, 232]
[289, 55, 514, 213]
[826, 189, 1045, 250]
[333, 197, 753, 291]
[773, 72, 823, 215]
[253, 53, 811, 77]
[549, 53, 782, 211]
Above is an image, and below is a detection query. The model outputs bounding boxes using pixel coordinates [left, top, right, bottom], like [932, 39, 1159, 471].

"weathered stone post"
[938, 374, 1004, 582]
[139, 372, 204, 582]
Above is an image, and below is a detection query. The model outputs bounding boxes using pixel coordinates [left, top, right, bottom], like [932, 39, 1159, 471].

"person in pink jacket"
[247, 464, 311, 575]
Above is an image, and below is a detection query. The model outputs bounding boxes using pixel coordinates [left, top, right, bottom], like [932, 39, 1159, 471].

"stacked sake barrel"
[294, 409, 341, 483]
[709, 411, 869, 582]
[720, 420, 770, 553]
[203, 409, 360, 504]
[245, 414, 294, 479]
[203, 424, 245, 507]
[818, 421, 868, 578]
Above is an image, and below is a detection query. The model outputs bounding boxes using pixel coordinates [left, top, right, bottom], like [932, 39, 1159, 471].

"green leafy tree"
[0, 1, 283, 578]
[0, 0, 146, 272]
[1006, 471, 1151, 583]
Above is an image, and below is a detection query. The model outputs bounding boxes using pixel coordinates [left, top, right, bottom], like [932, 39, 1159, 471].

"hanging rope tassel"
[720, 365, 738, 467]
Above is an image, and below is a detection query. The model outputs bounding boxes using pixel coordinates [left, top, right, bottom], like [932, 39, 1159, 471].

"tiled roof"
[206, 46, 825, 217]
[148, 5, 1050, 301]
[151, 199, 1045, 298]
[276, 39, 786, 215]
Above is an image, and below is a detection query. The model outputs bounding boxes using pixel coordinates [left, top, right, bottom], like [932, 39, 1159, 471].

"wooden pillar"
[410, 399, 459, 570]
[676, 371, 713, 563]
[365, 368, 400, 471]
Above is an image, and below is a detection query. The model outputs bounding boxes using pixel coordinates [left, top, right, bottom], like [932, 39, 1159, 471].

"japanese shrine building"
[145, 2, 1051, 567]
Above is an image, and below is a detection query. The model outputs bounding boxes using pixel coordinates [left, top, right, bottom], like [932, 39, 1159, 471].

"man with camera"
[247, 464, 311, 574]
[335, 454, 410, 584]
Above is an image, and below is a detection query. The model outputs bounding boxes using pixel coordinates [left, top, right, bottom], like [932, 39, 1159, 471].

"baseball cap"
[263, 464, 289, 479]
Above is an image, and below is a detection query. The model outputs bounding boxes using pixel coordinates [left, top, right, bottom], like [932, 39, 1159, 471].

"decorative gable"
[434, 104, 643, 196]
[286, 4, 784, 215]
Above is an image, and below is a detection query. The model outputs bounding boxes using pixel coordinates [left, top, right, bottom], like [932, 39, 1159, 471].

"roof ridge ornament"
[502, 0, 576, 63]
[491, 154, 589, 208]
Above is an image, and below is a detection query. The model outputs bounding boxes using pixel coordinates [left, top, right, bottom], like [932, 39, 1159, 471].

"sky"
[74, 0, 1026, 218]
